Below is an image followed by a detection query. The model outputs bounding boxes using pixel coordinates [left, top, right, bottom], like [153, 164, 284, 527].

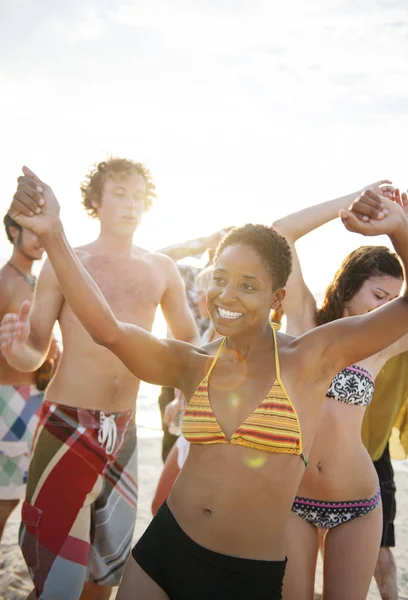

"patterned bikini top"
[182, 324, 308, 466]
[326, 365, 375, 407]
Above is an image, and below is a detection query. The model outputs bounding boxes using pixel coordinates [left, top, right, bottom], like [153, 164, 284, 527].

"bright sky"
[1, 0, 408, 294]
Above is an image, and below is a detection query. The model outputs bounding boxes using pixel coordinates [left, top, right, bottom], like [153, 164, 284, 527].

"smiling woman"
[208, 224, 291, 335]
[4, 171, 408, 600]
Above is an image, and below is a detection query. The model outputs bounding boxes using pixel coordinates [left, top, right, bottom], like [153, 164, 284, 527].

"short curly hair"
[214, 224, 292, 290]
[80, 157, 156, 219]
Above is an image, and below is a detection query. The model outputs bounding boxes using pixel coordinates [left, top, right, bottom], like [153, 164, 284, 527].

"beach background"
[1, 0, 408, 597]
[1, 390, 408, 599]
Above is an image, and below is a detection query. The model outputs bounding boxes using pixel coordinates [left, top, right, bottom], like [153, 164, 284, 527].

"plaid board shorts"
[0, 384, 43, 499]
[19, 400, 138, 599]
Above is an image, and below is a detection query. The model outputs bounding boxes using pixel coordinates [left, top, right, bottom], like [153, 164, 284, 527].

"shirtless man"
[0, 159, 199, 600]
[0, 215, 49, 541]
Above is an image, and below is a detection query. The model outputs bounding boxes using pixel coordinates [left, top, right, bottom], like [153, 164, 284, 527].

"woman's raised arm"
[296, 191, 408, 379]
[5, 167, 197, 389]
[272, 181, 392, 335]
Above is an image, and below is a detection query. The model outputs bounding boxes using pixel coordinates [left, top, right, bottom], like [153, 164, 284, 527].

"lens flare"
[243, 451, 267, 469]
[229, 392, 241, 408]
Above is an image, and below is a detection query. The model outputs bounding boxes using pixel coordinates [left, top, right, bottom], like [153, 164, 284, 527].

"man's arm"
[157, 254, 201, 345]
[0, 260, 64, 371]
[157, 230, 225, 262]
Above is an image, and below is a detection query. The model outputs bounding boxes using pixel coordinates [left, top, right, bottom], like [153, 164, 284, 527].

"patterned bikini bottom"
[291, 489, 381, 529]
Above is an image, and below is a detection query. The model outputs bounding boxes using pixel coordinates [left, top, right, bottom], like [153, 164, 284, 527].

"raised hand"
[365, 186, 408, 217]
[349, 180, 396, 223]
[361, 179, 394, 197]
[0, 301, 31, 360]
[8, 166, 61, 237]
[340, 190, 408, 237]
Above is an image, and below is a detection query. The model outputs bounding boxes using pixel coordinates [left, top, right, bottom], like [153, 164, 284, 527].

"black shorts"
[132, 502, 287, 600]
[373, 443, 396, 547]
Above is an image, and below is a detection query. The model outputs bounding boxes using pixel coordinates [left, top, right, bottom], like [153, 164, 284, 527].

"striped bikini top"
[182, 324, 308, 466]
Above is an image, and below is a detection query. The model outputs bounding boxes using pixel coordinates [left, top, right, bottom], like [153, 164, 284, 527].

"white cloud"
[44, 8, 107, 42]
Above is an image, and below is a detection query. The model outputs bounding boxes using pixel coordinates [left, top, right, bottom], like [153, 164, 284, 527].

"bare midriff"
[296, 397, 378, 501]
[168, 444, 306, 561]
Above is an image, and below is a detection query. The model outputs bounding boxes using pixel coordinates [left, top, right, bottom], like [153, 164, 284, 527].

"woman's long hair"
[316, 246, 403, 326]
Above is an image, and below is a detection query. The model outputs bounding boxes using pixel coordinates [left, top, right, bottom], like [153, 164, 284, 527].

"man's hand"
[0, 301, 31, 360]
[9, 166, 61, 238]
[340, 190, 408, 237]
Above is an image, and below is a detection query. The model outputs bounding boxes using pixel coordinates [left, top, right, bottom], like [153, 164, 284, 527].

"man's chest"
[4, 281, 33, 314]
[80, 257, 165, 317]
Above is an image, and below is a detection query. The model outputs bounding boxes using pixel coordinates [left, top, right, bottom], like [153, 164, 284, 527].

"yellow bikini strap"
[271, 325, 281, 380]
[206, 337, 227, 379]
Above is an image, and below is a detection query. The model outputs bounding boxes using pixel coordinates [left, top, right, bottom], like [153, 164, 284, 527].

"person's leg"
[322, 504, 382, 600]
[86, 421, 138, 595]
[0, 384, 43, 541]
[158, 387, 177, 462]
[117, 558, 170, 600]
[282, 512, 319, 600]
[19, 403, 105, 599]
[0, 498, 19, 540]
[0, 449, 31, 541]
[374, 547, 398, 600]
[80, 581, 112, 600]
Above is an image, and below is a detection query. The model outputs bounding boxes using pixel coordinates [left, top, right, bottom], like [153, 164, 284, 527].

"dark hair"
[214, 224, 292, 290]
[80, 157, 156, 219]
[3, 214, 22, 245]
[316, 246, 403, 325]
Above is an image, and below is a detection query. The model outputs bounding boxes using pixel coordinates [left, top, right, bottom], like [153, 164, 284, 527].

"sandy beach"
[1, 393, 408, 600]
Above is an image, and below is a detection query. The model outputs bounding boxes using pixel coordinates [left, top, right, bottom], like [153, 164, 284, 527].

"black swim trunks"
[132, 502, 287, 600]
